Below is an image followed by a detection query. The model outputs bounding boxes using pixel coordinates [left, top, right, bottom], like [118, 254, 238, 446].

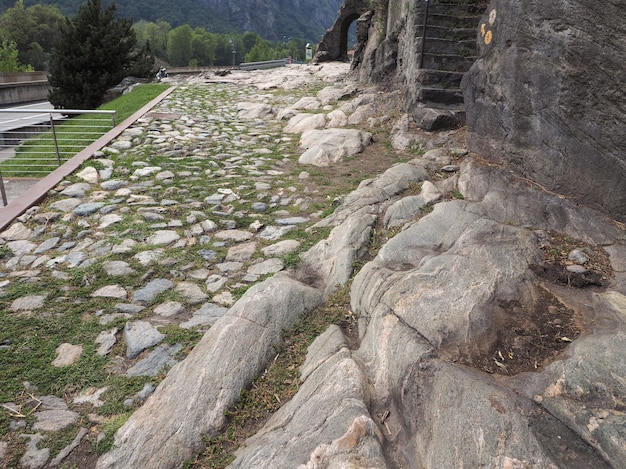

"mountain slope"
[0, 0, 343, 41]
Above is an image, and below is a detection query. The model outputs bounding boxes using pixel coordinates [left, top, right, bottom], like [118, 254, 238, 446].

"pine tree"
[48, 0, 139, 109]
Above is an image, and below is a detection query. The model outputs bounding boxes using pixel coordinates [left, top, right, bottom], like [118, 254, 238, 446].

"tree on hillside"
[48, 0, 142, 109]
[0, 0, 64, 70]
[166, 24, 193, 66]
[0, 39, 33, 72]
[245, 40, 276, 63]
[191, 28, 215, 66]
[134, 19, 170, 58]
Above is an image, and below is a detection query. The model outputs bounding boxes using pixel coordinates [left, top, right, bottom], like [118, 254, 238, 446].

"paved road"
[0, 101, 63, 133]
[0, 177, 38, 206]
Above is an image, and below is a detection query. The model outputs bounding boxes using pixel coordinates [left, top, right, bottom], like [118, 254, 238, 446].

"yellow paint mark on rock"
[481, 23, 486, 37]
[485, 30, 493, 45]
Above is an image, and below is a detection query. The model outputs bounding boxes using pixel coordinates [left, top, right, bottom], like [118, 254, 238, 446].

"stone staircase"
[414, 0, 488, 128]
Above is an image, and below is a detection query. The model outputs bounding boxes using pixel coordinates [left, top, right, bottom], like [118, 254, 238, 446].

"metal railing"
[238, 59, 288, 71]
[0, 108, 116, 206]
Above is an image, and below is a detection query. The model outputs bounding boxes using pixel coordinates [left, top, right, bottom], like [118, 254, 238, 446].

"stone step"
[412, 102, 467, 131]
[430, 0, 490, 13]
[425, 26, 477, 41]
[421, 12, 482, 29]
[418, 86, 465, 105]
[417, 37, 476, 56]
[421, 53, 477, 72]
[416, 69, 466, 88]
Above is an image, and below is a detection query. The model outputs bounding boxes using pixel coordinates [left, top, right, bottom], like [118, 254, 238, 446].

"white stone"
[284, 113, 327, 134]
[1, 222, 33, 240]
[102, 261, 136, 276]
[77, 166, 99, 184]
[146, 230, 180, 246]
[91, 285, 127, 299]
[98, 214, 124, 229]
[95, 329, 118, 356]
[154, 300, 185, 317]
[11, 295, 46, 311]
[51, 343, 83, 367]
[73, 387, 108, 407]
[132, 166, 162, 178]
[206, 274, 228, 293]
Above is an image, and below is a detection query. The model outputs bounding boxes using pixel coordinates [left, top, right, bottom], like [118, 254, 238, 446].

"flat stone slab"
[180, 303, 228, 329]
[146, 230, 181, 246]
[132, 279, 174, 304]
[91, 285, 127, 299]
[60, 182, 92, 197]
[95, 329, 118, 356]
[49, 198, 83, 212]
[214, 230, 254, 242]
[51, 343, 83, 367]
[225, 241, 257, 262]
[127, 344, 182, 377]
[11, 295, 46, 311]
[1, 222, 34, 240]
[154, 300, 184, 317]
[298, 128, 372, 167]
[262, 239, 301, 256]
[247, 258, 284, 276]
[102, 261, 136, 276]
[73, 202, 105, 216]
[123, 321, 166, 359]
[175, 282, 209, 305]
[33, 409, 79, 431]
[33, 237, 59, 254]
[20, 434, 49, 468]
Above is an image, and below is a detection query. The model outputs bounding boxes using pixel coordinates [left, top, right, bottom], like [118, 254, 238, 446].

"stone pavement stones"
[124, 321, 165, 359]
[0, 62, 396, 464]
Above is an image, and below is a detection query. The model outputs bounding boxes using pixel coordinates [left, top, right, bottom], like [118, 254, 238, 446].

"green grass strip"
[1, 84, 170, 178]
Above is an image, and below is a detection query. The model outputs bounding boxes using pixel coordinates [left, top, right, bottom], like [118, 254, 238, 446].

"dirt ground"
[457, 231, 613, 376]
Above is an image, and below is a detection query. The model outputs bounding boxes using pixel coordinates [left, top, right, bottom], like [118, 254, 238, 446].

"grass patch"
[100, 84, 170, 123]
[95, 412, 132, 454]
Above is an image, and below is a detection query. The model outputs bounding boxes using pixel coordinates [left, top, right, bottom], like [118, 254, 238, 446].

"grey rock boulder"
[96, 273, 323, 469]
[231, 326, 388, 468]
[123, 321, 165, 359]
[298, 128, 372, 167]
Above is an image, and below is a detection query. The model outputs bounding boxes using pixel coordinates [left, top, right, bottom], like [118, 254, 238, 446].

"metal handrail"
[0, 169, 6, 206]
[1, 109, 116, 127]
[0, 108, 117, 206]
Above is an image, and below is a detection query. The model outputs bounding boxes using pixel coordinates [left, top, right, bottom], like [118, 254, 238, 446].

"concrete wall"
[0, 72, 48, 84]
[0, 72, 49, 105]
[0, 81, 50, 105]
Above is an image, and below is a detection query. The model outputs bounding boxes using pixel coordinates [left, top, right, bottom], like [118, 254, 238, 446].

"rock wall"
[352, 0, 626, 221]
[461, 0, 626, 222]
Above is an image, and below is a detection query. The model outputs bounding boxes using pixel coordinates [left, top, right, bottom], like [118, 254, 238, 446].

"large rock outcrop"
[462, 0, 626, 222]
[230, 158, 626, 468]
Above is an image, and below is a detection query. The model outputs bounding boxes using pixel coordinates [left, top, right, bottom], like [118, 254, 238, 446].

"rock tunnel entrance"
[339, 14, 360, 60]
[314, 0, 368, 63]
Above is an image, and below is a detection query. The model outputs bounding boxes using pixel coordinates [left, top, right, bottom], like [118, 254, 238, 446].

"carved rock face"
[462, 0, 626, 222]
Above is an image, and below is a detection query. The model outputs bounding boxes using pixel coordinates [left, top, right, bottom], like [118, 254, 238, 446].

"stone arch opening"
[339, 13, 360, 60]
[313, 0, 369, 63]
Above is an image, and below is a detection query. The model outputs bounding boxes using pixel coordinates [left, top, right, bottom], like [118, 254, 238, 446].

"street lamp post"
[229, 38, 236, 67]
